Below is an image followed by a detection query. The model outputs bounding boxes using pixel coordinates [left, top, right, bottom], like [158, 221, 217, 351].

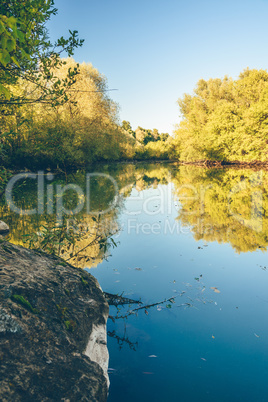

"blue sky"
[48, 0, 268, 134]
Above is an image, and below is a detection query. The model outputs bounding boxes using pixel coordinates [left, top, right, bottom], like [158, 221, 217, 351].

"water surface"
[3, 164, 268, 402]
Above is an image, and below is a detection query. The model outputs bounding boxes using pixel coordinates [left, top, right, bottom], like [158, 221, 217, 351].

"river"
[3, 163, 268, 402]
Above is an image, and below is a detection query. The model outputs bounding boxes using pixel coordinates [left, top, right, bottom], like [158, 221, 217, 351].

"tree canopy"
[0, 0, 83, 105]
[175, 69, 268, 163]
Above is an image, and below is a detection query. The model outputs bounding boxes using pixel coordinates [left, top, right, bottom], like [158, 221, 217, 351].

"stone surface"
[0, 220, 9, 235]
[0, 240, 109, 401]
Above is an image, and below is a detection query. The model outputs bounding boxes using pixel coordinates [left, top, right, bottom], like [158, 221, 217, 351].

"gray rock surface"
[0, 240, 109, 401]
[0, 220, 9, 235]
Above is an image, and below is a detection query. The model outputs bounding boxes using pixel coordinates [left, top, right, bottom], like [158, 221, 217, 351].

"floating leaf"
[210, 287, 220, 293]
[148, 355, 157, 358]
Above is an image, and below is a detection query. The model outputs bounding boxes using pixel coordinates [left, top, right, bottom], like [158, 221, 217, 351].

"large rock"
[0, 220, 9, 235]
[0, 240, 109, 401]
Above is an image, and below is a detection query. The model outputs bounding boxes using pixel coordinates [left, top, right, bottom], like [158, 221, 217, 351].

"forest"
[1, 1, 268, 170]
[0, 0, 175, 170]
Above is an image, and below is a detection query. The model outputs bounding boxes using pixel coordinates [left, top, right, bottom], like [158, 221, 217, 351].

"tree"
[0, 0, 83, 105]
[175, 69, 268, 162]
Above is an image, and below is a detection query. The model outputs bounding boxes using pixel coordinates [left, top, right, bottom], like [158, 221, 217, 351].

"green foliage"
[175, 69, 268, 162]
[64, 320, 76, 331]
[0, 0, 83, 105]
[173, 167, 268, 252]
[11, 294, 39, 314]
[23, 216, 81, 256]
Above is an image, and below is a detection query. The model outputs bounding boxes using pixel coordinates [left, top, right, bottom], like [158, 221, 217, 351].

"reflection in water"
[173, 167, 268, 252]
[2, 163, 268, 401]
[1, 163, 268, 263]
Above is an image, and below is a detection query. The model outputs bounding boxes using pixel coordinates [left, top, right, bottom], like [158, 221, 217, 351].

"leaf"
[210, 287, 220, 293]
[6, 38, 16, 52]
[11, 56, 20, 67]
[0, 83, 11, 99]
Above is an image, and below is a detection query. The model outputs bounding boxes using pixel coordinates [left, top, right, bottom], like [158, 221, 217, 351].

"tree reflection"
[2, 163, 268, 257]
[173, 167, 268, 252]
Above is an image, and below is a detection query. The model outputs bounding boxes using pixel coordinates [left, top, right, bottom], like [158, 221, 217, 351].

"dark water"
[3, 163, 268, 401]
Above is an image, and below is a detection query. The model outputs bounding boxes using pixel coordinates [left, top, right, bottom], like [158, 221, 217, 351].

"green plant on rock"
[11, 294, 39, 314]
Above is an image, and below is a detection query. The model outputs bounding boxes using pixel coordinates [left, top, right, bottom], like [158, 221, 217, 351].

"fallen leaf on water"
[212, 335, 215, 339]
[210, 287, 220, 293]
[145, 310, 149, 315]
[201, 358, 207, 361]
[254, 333, 260, 338]
[148, 355, 157, 358]
[135, 267, 142, 271]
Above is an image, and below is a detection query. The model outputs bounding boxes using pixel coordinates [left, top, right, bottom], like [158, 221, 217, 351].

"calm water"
[3, 163, 268, 401]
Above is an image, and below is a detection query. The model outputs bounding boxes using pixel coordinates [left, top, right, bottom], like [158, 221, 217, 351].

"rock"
[0, 220, 9, 235]
[0, 240, 109, 401]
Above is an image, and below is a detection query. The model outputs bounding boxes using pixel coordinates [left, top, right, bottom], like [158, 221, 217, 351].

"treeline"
[121, 121, 175, 161]
[0, 61, 175, 168]
[0, 1, 175, 169]
[1, 58, 137, 168]
[175, 69, 268, 163]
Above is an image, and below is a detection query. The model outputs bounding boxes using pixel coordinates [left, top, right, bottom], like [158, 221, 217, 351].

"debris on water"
[145, 310, 149, 315]
[254, 333, 260, 338]
[210, 287, 220, 293]
[135, 267, 142, 271]
[108, 368, 117, 373]
[148, 355, 157, 358]
[201, 358, 206, 361]
[212, 335, 215, 339]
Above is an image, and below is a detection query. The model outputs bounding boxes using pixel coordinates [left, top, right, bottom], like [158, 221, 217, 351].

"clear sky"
[47, 0, 268, 134]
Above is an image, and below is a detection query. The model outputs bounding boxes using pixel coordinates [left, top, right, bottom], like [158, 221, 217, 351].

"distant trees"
[119, 121, 175, 160]
[175, 69, 268, 163]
